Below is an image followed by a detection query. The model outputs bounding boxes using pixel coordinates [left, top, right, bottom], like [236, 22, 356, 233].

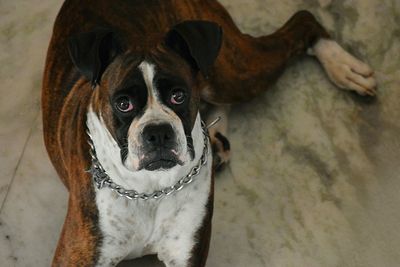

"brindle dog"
[42, 0, 375, 266]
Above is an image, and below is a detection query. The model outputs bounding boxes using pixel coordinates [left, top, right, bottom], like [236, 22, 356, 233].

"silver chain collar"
[86, 119, 216, 201]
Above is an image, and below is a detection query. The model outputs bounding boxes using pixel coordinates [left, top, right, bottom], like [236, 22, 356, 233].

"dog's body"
[42, 0, 376, 266]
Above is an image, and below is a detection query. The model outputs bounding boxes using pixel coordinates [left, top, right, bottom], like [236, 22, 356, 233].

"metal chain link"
[87, 121, 210, 201]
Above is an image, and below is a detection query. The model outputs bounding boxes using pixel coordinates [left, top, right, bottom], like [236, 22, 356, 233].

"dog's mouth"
[145, 159, 179, 171]
[139, 150, 183, 171]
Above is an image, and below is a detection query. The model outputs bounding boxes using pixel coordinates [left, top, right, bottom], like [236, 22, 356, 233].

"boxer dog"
[42, 0, 376, 266]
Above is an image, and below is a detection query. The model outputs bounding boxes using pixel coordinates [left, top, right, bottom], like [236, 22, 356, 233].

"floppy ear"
[68, 28, 121, 87]
[165, 20, 223, 79]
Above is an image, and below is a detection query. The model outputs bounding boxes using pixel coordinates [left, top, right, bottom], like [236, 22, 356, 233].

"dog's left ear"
[68, 28, 121, 87]
[165, 20, 223, 79]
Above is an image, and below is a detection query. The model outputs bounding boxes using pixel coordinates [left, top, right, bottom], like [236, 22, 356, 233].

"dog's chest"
[94, 167, 211, 266]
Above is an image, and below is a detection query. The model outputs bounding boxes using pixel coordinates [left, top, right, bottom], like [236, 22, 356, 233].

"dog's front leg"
[52, 193, 101, 267]
[156, 196, 213, 267]
[157, 220, 212, 267]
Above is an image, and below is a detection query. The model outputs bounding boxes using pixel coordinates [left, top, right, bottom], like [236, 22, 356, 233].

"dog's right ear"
[68, 28, 121, 87]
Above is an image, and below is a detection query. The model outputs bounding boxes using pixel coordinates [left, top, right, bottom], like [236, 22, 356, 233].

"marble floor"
[1, 0, 400, 266]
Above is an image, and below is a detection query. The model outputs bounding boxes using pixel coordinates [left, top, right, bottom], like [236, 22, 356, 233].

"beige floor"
[1, 0, 400, 266]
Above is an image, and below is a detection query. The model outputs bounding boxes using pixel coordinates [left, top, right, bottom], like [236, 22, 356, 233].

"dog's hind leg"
[201, 9, 376, 104]
[309, 39, 376, 96]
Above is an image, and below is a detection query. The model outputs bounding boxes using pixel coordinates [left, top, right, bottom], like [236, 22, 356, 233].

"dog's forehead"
[138, 61, 156, 96]
[105, 56, 144, 94]
[106, 57, 191, 96]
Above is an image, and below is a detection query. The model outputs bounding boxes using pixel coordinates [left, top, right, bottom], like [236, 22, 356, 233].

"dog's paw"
[211, 132, 231, 172]
[312, 39, 377, 96]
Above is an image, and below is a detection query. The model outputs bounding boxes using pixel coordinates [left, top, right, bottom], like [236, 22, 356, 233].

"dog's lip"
[138, 150, 183, 171]
[144, 158, 182, 171]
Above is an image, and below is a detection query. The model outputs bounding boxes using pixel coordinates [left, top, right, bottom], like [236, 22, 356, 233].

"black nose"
[143, 123, 176, 148]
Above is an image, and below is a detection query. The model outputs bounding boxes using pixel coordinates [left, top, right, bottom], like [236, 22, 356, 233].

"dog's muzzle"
[139, 123, 183, 171]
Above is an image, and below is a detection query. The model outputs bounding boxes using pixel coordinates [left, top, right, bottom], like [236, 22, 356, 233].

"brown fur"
[42, 0, 329, 265]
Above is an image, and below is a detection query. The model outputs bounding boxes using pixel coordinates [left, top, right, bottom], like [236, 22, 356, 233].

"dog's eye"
[115, 96, 134, 112]
[170, 89, 186, 105]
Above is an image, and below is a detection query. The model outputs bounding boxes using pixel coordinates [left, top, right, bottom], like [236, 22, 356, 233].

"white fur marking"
[138, 61, 156, 99]
[311, 39, 377, 96]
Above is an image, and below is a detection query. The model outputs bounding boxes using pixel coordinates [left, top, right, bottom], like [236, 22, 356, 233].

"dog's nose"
[143, 123, 176, 148]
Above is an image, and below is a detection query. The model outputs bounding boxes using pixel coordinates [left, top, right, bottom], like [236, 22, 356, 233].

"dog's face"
[95, 53, 198, 171]
[68, 21, 222, 171]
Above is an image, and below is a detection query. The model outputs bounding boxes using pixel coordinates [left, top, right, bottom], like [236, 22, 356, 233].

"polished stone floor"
[1, 0, 400, 266]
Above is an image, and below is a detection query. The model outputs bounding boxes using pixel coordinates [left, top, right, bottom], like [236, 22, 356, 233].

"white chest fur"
[95, 167, 211, 266]
[86, 111, 212, 267]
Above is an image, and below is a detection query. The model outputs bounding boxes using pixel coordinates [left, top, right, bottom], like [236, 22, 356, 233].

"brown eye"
[170, 89, 186, 105]
[115, 96, 134, 112]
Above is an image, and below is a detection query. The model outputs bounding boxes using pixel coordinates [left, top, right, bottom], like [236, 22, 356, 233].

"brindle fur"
[42, 0, 329, 266]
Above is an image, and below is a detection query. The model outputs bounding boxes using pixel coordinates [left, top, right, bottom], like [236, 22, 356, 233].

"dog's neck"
[86, 108, 205, 193]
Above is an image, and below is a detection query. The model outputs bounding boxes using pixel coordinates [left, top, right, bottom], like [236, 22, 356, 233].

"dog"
[42, 0, 376, 266]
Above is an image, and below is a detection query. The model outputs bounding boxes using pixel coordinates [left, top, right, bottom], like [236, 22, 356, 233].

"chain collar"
[86, 120, 212, 201]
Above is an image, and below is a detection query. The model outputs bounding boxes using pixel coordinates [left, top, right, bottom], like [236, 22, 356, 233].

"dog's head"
[68, 21, 222, 171]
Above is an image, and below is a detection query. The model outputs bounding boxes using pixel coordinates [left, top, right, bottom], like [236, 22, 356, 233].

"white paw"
[311, 39, 377, 96]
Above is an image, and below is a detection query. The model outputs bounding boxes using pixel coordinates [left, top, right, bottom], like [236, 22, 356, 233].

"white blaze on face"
[124, 61, 188, 171]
